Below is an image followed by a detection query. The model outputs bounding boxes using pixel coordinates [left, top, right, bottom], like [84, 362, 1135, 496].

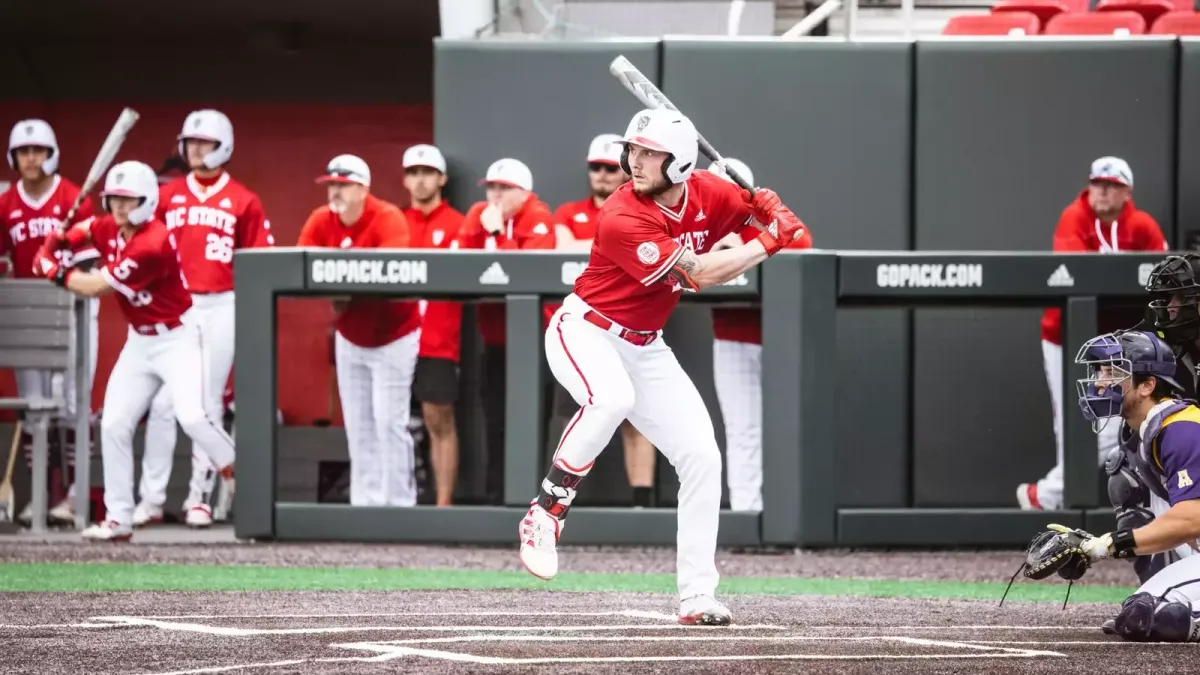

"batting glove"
[1046, 523, 1137, 562]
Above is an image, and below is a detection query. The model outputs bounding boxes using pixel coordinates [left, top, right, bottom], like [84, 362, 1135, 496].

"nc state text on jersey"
[164, 206, 238, 236]
[310, 258, 429, 285]
[8, 217, 65, 243]
[876, 263, 983, 288]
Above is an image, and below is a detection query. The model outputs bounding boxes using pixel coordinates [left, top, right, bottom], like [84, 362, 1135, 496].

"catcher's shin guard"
[537, 465, 584, 519]
[1113, 592, 1200, 642]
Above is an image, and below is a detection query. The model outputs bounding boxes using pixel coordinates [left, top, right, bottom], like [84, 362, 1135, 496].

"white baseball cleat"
[48, 498, 75, 525]
[81, 521, 133, 542]
[133, 502, 164, 528]
[678, 595, 733, 626]
[519, 504, 561, 581]
[185, 504, 214, 529]
[1016, 483, 1045, 510]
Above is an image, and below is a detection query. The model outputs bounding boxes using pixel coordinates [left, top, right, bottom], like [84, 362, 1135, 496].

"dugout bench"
[0, 280, 93, 533]
[232, 249, 1162, 548]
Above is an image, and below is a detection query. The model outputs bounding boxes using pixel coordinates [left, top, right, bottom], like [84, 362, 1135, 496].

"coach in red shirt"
[1019, 156, 1169, 511]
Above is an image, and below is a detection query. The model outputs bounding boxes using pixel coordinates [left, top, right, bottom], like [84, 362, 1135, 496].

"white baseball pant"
[99, 316, 235, 528]
[14, 298, 99, 422]
[547, 294, 723, 601]
[1132, 548, 1200, 613]
[335, 328, 420, 507]
[712, 338, 762, 512]
[1037, 340, 1120, 509]
[139, 292, 235, 510]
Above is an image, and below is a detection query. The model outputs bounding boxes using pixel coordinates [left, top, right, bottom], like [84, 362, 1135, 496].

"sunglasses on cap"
[588, 162, 621, 174]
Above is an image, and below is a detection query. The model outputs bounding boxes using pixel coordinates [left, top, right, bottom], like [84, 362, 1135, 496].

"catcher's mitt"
[1024, 528, 1091, 581]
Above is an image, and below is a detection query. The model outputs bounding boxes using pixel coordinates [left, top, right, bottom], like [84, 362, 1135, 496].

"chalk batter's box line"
[333, 636, 1065, 664]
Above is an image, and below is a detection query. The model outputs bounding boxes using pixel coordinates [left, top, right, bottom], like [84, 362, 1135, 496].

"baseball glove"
[1023, 526, 1092, 581]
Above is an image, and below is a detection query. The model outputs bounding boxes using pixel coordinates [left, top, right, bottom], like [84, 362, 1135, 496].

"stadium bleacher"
[944, 0, 1199, 33]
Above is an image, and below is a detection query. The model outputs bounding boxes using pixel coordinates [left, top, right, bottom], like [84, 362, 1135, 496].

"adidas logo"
[1046, 264, 1074, 288]
[695, 209, 706, 222]
[479, 261, 510, 285]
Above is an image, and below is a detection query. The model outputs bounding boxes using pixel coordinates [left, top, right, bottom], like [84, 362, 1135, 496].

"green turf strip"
[0, 562, 1135, 603]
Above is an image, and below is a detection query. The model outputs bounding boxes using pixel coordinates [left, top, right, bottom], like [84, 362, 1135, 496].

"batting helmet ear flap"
[619, 144, 632, 176]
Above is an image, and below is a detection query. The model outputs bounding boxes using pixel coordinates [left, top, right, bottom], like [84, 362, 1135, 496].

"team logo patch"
[114, 172, 124, 184]
[636, 115, 650, 132]
[637, 241, 660, 265]
[24, 125, 33, 136]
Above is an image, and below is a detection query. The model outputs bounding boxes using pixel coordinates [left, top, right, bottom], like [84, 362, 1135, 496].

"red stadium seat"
[1150, 10, 1200, 33]
[992, 0, 1086, 27]
[943, 11, 1040, 34]
[1096, 0, 1181, 28]
[1043, 10, 1147, 33]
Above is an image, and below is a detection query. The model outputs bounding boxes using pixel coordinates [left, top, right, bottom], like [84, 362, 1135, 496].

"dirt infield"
[2, 590, 1193, 675]
[0, 535, 1138, 586]
[2, 532, 1169, 674]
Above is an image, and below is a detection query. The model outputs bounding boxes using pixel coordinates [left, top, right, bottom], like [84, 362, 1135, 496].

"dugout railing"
[232, 248, 1160, 547]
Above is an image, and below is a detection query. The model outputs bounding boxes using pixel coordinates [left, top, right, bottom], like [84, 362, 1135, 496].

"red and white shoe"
[185, 504, 213, 529]
[1016, 483, 1045, 510]
[81, 521, 133, 542]
[519, 503, 561, 581]
[679, 595, 732, 626]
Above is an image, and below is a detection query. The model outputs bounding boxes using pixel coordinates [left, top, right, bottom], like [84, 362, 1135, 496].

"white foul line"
[128, 610, 679, 620]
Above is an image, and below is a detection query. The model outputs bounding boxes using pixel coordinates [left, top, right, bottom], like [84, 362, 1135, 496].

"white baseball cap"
[1089, 156, 1133, 188]
[403, 144, 446, 173]
[316, 154, 371, 187]
[586, 133, 623, 165]
[479, 158, 533, 191]
[708, 158, 754, 188]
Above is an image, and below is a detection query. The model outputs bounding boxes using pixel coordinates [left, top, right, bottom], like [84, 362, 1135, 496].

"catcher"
[1023, 329, 1200, 642]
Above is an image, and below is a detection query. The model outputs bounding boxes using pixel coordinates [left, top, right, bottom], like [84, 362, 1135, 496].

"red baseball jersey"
[1040, 190, 1168, 345]
[454, 195, 557, 346]
[574, 170, 757, 333]
[553, 196, 603, 241]
[712, 218, 814, 345]
[407, 202, 466, 362]
[0, 176, 98, 278]
[158, 172, 273, 294]
[297, 194, 419, 349]
[90, 216, 193, 333]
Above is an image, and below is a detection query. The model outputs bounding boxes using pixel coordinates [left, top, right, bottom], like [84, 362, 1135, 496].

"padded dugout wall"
[911, 38, 1178, 506]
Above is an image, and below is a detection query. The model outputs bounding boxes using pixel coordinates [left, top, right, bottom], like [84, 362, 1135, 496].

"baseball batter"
[135, 109, 273, 528]
[1, 119, 100, 526]
[34, 160, 236, 541]
[298, 154, 420, 507]
[707, 159, 813, 513]
[454, 158, 556, 504]
[1024, 329, 1200, 642]
[1021, 157, 1169, 511]
[518, 108, 808, 626]
[403, 144, 466, 506]
[550, 134, 658, 508]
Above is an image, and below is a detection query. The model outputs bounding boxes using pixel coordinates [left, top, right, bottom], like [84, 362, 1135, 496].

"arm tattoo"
[668, 248, 703, 291]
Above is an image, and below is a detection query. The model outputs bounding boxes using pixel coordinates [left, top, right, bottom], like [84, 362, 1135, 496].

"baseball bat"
[59, 107, 140, 234]
[608, 55, 755, 193]
[0, 421, 22, 522]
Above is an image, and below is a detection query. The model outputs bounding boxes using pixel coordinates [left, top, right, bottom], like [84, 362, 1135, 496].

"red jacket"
[455, 195, 556, 346]
[1040, 190, 1168, 345]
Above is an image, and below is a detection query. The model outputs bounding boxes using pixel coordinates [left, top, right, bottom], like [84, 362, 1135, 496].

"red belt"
[132, 318, 184, 336]
[583, 310, 658, 347]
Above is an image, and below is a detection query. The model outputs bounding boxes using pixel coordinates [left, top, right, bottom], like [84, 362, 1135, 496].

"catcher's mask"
[1147, 254, 1200, 346]
[1075, 330, 1183, 432]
